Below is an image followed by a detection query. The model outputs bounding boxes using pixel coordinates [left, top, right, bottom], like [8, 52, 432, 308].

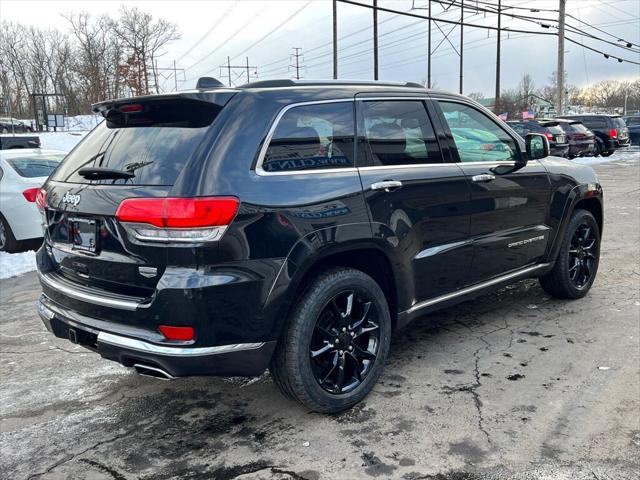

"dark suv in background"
[539, 118, 595, 158]
[507, 119, 570, 157]
[558, 114, 629, 156]
[36, 79, 603, 412]
[623, 115, 640, 145]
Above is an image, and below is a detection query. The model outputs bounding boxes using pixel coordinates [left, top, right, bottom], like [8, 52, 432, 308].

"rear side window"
[8, 155, 64, 178]
[263, 102, 355, 173]
[361, 100, 442, 166]
[582, 117, 607, 129]
[625, 117, 640, 126]
[51, 99, 222, 185]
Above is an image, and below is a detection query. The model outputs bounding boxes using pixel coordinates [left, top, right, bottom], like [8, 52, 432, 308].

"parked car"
[507, 119, 570, 157]
[35, 79, 603, 413]
[539, 118, 596, 158]
[557, 114, 630, 156]
[0, 149, 66, 252]
[623, 115, 640, 146]
[0, 117, 33, 133]
[0, 135, 41, 149]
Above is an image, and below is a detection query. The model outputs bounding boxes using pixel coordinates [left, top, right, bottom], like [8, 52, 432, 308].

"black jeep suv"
[36, 79, 603, 413]
[557, 114, 630, 156]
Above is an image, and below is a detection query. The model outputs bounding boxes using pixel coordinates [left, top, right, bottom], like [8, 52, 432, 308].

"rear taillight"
[609, 128, 617, 138]
[35, 189, 46, 211]
[159, 325, 195, 341]
[544, 132, 554, 141]
[22, 187, 39, 202]
[115, 196, 239, 243]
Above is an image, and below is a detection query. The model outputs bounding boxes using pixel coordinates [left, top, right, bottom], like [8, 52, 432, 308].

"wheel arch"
[265, 240, 402, 344]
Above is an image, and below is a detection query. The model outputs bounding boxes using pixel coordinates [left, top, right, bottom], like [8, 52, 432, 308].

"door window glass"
[439, 101, 519, 163]
[361, 100, 442, 166]
[263, 102, 355, 172]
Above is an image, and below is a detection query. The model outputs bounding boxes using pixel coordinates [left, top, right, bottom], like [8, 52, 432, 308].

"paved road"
[1, 155, 639, 480]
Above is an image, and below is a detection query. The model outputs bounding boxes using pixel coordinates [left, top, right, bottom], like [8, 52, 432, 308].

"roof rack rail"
[238, 79, 427, 89]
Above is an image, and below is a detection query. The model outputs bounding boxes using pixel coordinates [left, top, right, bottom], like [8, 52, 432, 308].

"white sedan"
[0, 149, 66, 252]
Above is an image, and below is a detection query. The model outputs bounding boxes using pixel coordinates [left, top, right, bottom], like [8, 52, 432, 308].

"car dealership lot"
[1, 154, 639, 480]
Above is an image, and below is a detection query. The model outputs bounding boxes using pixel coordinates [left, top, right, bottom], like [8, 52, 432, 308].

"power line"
[175, 2, 238, 63]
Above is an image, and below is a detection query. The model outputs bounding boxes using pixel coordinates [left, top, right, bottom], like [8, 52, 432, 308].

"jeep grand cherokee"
[36, 79, 603, 413]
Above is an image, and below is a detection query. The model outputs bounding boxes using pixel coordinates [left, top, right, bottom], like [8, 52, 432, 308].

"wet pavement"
[1, 154, 639, 479]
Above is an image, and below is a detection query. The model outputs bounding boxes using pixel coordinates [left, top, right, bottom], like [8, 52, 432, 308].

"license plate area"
[69, 217, 98, 253]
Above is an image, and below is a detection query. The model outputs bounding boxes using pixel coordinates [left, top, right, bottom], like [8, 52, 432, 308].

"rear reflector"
[159, 325, 195, 341]
[22, 187, 39, 202]
[116, 196, 239, 243]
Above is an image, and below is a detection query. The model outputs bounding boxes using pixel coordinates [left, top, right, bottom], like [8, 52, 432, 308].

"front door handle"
[471, 174, 496, 183]
[371, 180, 403, 192]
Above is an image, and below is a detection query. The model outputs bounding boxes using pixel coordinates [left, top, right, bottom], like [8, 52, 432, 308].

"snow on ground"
[0, 141, 637, 280]
[0, 250, 37, 279]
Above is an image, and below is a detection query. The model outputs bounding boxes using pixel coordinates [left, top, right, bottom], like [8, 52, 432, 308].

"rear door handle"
[471, 174, 496, 183]
[371, 180, 403, 192]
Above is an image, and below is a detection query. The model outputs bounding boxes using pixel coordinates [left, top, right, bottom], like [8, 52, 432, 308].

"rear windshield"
[51, 99, 222, 185]
[7, 155, 64, 177]
[611, 117, 626, 128]
[625, 117, 640, 126]
[571, 123, 590, 133]
[546, 125, 564, 135]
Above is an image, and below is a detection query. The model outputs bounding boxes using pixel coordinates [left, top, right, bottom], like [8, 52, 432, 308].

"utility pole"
[290, 48, 305, 80]
[219, 57, 257, 87]
[459, 0, 464, 95]
[151, 62, 185, 92]
[557, 0, 566, 115]
[333, 0, 338, 79]
[427, 0, 432, 88]
[495, 0, 501, 112]
[373, 0, 379, 80]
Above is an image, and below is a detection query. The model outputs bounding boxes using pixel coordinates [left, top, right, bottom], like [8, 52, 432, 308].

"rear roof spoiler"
[92, 91, 237, 116]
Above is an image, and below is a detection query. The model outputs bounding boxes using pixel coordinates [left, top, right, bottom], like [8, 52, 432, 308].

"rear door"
[40, 96, 231, 304]
[355, 96, 472, 304]
[433, 98, 552, 283]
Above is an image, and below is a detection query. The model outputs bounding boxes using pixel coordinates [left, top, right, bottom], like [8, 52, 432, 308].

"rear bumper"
[550, 144, 570, 157]
[38, 294, 276, 377]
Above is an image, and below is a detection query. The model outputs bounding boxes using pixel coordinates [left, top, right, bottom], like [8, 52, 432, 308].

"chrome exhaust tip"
[133, 363, 175, 381]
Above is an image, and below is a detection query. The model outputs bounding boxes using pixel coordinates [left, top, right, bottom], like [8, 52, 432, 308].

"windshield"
[7, 155, 64, 177]
[51, 99, 222, 185]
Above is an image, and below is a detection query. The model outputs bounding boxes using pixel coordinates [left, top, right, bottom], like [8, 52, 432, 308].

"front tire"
[270, 268, 391, 413]
[540, 209, 600, 299]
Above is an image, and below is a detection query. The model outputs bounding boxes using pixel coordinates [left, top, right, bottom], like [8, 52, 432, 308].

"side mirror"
[525, 133, 549, 160]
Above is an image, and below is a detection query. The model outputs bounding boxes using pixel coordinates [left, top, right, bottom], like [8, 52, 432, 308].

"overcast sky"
[2, 0, 639, 96]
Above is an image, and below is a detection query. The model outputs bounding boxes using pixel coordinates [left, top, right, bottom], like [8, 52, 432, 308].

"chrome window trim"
[403, 263, 551, 315]
[254, 98, 356, 176]
[98, 331, 265, 357]
[39, 272, 142, 311]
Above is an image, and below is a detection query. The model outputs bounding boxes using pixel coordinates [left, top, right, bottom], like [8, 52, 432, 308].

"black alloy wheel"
[568, 223, 598, 288]
[539, 209, 600, 299]
[309, 290, 380, 394]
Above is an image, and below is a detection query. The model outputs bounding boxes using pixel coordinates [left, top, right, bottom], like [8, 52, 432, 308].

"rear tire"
[270, 268, 391, 413]
[540, 209, 600, 299]
[594, 141, 603, 157]
[0, 214, 20, 253]
[601, 149, 614, 157]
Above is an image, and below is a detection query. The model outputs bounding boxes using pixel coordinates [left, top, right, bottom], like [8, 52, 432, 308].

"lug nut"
[339, 350, 343, 355]
[350, 332, 355, 337]
[348, 346, 353, 351]
[342, 327, 347, 332]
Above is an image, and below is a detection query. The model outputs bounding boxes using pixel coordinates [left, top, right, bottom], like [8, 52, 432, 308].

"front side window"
[439, 101, 519, 163]
[361, 100, 441, 166]
[263, 102, 355, 173]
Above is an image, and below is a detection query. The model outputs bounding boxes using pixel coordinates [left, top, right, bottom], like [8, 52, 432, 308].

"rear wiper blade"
[77, 167, 135, 180]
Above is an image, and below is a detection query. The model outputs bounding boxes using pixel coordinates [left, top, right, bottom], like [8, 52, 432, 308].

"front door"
[355, 97, 472, 309]
[433, 99, 552, 284]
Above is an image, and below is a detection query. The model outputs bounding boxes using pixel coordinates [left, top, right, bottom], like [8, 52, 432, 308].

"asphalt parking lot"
[1, 154, 639, 480]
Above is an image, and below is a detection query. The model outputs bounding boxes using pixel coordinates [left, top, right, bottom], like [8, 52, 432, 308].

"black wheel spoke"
[354, 344, 376, 361]
[349, 301, 371, 330]
[320, 352, 339, 385]
[335, 355, 346, 393]
[310, 342, 333, 358]
[330, 299, 344, 320]
[354, 322, 379, 339]
[315, 325, 335, 341]
[347, 352, 363, 382]
[344, 292, 354, 317]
